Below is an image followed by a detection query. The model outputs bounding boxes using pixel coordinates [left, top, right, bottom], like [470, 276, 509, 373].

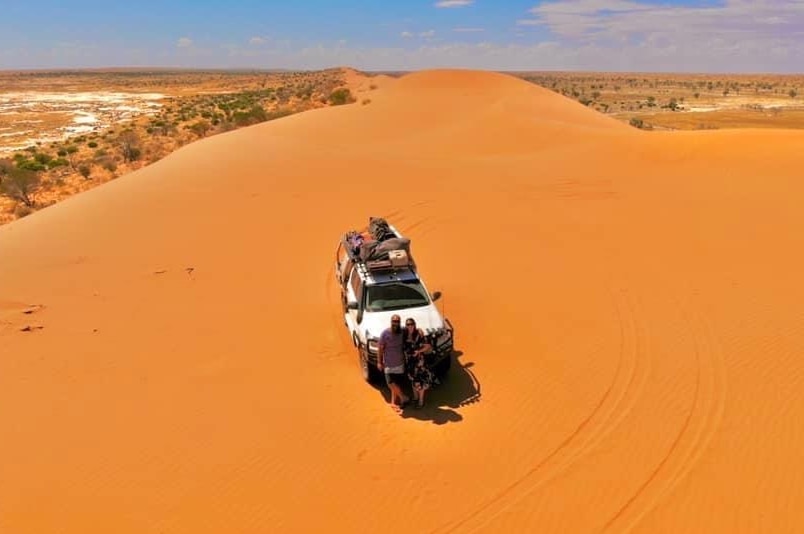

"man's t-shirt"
[379, 328, 405, 370]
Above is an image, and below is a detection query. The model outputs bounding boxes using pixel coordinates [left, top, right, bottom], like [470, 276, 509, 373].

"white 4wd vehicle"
[335, 218, 454, 384]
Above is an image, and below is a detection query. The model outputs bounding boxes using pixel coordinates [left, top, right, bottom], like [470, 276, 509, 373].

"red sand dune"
[2, 69, 803, 533]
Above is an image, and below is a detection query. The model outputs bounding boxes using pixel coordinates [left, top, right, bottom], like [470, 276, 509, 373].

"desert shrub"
[629, 117, 645, 129]
[0, 167, 41, 207]
[369, 84, 378, 90]
[118, 130, 142, 162]
[232, 105, 268, 126]
[790, 89, 798, 98]
[17, 159, 47, 172]
[188, 119, 212, 137]
[328, 88, 355, 106]
[668, 98, 679, 111]
[14, 204, 33, 218]
[98, 157, 117, 173]
[49, 158, 69, 168]
[65, 146, 79, 168]
[88, 141, 98, 148]
[57, 149, 67, 157]
[34, 152, 52, 165]
[78, 164, 92, 179]
[362, 99, 371, 105]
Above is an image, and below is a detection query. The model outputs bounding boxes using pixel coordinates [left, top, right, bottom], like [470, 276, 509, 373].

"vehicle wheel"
[358, 345, 378, 384]
[434, 353, 452, 380]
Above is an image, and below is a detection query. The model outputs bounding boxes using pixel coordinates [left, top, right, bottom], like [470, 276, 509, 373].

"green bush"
[328, 88, 355, 106]
[17, 159, 46, 172]
[49, 158, 69, 168]
[629, 117, 645, 129]
[34, 152, 52, 165]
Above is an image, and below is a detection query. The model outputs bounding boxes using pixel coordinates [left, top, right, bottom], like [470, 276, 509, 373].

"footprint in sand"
[0, 302, 46, 333]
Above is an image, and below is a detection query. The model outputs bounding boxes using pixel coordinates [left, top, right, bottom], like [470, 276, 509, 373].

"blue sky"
[1, 1, 803, 72]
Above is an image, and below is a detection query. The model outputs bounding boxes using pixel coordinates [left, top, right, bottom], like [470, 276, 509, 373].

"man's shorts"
[384, 364, 406, 386]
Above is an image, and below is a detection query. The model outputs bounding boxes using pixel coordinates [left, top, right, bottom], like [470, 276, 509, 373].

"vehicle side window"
[349, 268, 361, 299]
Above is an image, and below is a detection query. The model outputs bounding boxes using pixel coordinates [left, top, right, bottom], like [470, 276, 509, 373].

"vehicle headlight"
[368, 339, 379, 352]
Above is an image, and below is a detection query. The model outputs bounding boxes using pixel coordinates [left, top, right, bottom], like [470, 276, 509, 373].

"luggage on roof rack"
[341, 217, 415, 271]
[369, 217, 395, 242]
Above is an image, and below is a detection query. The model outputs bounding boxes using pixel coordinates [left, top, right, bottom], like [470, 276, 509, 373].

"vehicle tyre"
[358, 345, 379, 384]
[434, 352, 452, 380]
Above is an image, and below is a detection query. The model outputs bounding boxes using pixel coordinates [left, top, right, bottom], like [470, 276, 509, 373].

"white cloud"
[401, 31, 414, 38]
[177, 37, 193, 48]
[519, 0, 804, 43]
[420, 30, 436, 38]
[506, 0, 804, 71]
[435, 0, 473, 7]
[453, 27, 485, 33]
[249, 36, 266, 46]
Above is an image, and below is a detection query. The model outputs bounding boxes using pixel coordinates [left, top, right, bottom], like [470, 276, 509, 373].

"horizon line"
[2, 65, 804, 77]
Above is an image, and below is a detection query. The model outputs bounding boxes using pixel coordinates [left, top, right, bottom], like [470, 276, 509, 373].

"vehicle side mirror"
[431, 291, 442, 302]
[347, 301, 359, 310]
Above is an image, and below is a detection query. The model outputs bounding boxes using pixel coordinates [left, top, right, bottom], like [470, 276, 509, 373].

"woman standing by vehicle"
[403, 318, 434, 408]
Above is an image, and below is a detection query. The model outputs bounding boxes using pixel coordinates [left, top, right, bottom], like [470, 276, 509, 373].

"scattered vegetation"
[0, 67, 369, 224]
[515, 72, 804, 131]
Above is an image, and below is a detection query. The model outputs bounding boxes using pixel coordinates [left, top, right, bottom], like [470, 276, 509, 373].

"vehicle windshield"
[365, 281, 430, 312]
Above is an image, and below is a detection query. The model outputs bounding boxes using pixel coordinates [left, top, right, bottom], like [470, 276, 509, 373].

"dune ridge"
[2, 68, 804, 533]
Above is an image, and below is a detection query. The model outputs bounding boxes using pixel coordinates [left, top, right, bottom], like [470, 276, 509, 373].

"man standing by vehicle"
[377, 314, 410, 410]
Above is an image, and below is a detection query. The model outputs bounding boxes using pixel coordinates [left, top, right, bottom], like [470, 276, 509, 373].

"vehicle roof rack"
[342, 217, 416, 274]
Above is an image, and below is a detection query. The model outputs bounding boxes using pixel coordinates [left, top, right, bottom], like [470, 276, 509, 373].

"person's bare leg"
[386, 377, 398, 406]
[418, 386, 428, 407]
[390, 382, 406, 406]
[399, 383, 410, 404]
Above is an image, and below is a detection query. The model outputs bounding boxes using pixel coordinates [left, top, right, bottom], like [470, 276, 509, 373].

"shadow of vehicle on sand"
[374, 349, 481, 425]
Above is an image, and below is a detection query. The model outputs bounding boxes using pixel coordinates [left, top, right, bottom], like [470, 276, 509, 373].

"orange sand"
[2, 69, 803, 533]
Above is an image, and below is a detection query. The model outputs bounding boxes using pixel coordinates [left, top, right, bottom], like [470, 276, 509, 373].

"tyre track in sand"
[599, 291, 727, 533]
[432, 285, 652, 534]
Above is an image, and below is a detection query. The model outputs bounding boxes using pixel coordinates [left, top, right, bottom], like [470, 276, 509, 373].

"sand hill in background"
[1, 68, 803, 533]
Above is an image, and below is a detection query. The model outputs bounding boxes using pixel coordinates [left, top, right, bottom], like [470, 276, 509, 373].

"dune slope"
[2, 69, 803, 533]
